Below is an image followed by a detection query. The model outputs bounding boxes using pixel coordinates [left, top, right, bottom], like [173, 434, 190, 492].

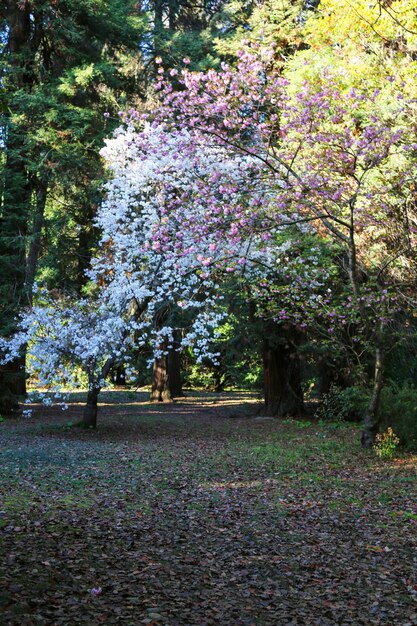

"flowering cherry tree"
[0, 292, 136, 427]
[0, 122, 298, 426]
[151, 49, 417, 445]
[95, 120, 331, 418]
[1, 49, 415, 443]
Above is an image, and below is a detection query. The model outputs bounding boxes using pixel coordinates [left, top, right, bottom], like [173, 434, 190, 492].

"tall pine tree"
[0, 0, 145, 412]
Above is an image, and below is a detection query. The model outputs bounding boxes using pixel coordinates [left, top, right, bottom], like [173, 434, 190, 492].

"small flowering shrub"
[374, 427, 400, 460]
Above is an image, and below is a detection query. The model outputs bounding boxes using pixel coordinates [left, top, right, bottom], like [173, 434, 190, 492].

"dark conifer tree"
[0, 0, 145, 412]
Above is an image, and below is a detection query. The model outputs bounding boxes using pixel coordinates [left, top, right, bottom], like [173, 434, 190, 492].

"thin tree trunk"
[25, 176, 48, 295]
[82, 385, 99, 429]
[80, 357, 114, 428]
[346, 212, 385, 446]
[76, 202, 96, 291]
[361, 342, 384, 448]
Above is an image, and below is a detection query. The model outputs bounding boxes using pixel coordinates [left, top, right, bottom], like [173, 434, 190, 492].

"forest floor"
[0, 389, 416, 626]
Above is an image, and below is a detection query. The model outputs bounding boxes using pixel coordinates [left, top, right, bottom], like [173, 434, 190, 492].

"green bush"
[184, 359, 262, 391]
[315, 385, 370, 423]
[379, 385, 417, 448]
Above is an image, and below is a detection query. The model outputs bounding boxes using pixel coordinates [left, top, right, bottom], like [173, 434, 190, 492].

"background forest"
[1, 0, 417, 449]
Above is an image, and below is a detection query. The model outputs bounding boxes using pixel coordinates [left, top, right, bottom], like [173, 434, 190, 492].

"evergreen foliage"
[0, 0, 145, 411]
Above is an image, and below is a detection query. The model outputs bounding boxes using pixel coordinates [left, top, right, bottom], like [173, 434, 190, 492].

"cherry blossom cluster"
[0, 121, 294, 403]
[151, 50, 416, 326]
[0, 289, 135, 407]
[93, 122, 293, 358]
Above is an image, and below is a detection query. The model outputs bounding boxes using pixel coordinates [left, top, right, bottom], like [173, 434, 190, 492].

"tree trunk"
[150, 353, 172, 402]
[0, 361, 24, 414]
[361, 342, 384, 448]
[80, 358, 114, 428]
[76, 201, 97, 291]
[150, 334, 184, 401]
[167, 332, 184, 397]
[0, 127, 32, 409]
[213, 364, 226, 393]
[25, 176, 48, 294]
[0, 157, 30, 410]
[82, 386, 99, 429]
[263, 330, 304, 417]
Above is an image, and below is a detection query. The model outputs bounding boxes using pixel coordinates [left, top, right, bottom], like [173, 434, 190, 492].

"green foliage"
[213, 0, 308, 63]
[155, 26, 222, 71]
[0, 0, 147, 410]
[384, 336, 417, 388]
[184, 314, 263, 391]
[150, 0, 224, 71]
[1, 0, 147, 294]
[317, 383, 417, 448]
[286, 0, 417, 98]
[315, 385, 370, 423]
[379, 385, 417, 448]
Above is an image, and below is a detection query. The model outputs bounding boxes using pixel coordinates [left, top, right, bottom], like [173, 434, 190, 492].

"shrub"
[379, 385, 417, 449]
[315, 385, 369, 423]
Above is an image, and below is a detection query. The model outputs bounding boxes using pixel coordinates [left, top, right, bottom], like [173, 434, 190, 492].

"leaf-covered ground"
[1, 390, 416, 625]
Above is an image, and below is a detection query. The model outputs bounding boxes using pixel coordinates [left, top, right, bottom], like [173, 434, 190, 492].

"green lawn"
[1, 391, 416, 625]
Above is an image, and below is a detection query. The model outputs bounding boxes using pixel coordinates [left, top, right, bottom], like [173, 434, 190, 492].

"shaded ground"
[0, 390, 416, 625]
